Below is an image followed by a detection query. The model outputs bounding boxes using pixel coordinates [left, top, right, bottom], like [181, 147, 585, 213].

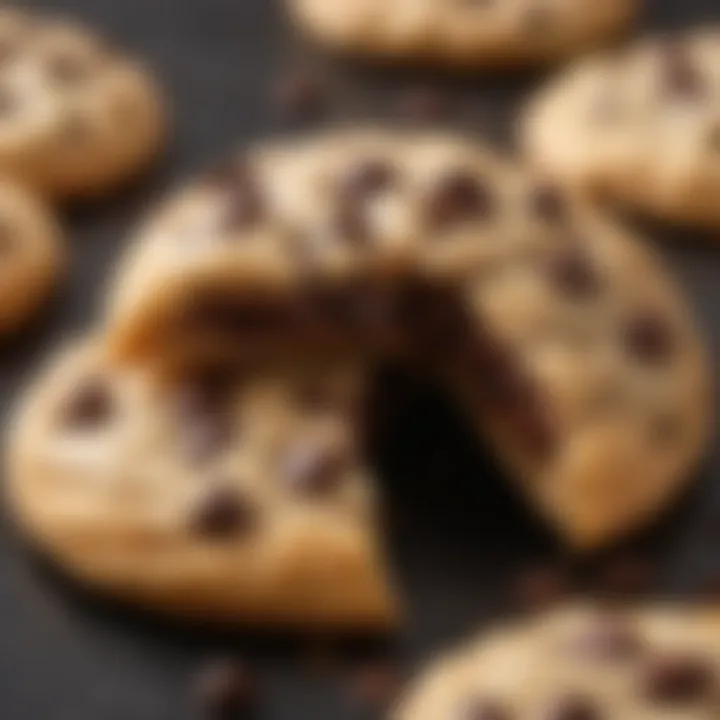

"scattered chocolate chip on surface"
[273, 67, 325, 120]
[195, 659, 259, 719]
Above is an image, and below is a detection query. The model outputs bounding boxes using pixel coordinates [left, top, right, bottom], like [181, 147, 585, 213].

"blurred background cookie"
[396, 603, 720, 720]
[0, 178, 63, 334]
[0, 7, 165, 200]
[523, 29, 720, 229]
[287, 0, 637, 68]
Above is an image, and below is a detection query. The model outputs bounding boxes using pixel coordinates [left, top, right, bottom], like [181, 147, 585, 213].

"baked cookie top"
[105, 130, 710, 550]
[0, 8, 165, 199]
[522, 29, 720, 227]
[0, 177, 63, 333]
[7, 339, 396, 628]
[397, 604, 720, 720]
[287, 0, 636, 67]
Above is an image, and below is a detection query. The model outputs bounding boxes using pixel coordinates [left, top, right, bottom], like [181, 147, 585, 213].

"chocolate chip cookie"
[396, 604, 720, 720]
[523, 29, 720, 228]
[0, 8, 165, 200]
[104, 131, 710, 549]
[287, 0, 636, 68]
[7, 339, 396, 628]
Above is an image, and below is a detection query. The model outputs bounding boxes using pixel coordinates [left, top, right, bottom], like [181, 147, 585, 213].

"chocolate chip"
[548, 249, 601, 299]
[341, 159, 396, 199]
[331, 160, 396, 246]
[62, 378, 113, 429]
[531, 184, 567, 223]
[640, 655, 715, 704]
[660, 40, 704, 99]
[458, 698, 512, 720]
[427, 171, 493, 229]
[281, 439, 348, 496]
[205, 160, 264, 231]
[514, 565, 569, 611]
[195, 659, 258, 718]
[350, 661, 402, 710]
[541, 695, 601, 720]
[273, 67, 325, 120]
[173, 369, 235, 420]
[397, 86, 447, 121]
[570, 616, 643, 662]
[191, 486, 255, 539]
[203, 158, 246, 188]
[623, 312, 674, 364]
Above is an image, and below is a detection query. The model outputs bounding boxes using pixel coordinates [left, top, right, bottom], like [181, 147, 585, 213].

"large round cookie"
[523, 29, 720, 228]
[0, 178, 63, 333]
[287, 0, 636, 68]
[397, 604, 720, 720]
[105, 131, 710, 550]
[0, 8, 165, 200]
[7, 339, 396, 628]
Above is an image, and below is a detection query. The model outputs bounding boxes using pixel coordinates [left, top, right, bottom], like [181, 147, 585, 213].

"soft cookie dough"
[287, 0, 636, 68]
[397, 604, 720, 720]
[0, 178, 63, 333]
[0, 8, 165, 200]
[523, 29, 720, 228]
[7, 339, 396, 628]
[104, 131, 710, 550]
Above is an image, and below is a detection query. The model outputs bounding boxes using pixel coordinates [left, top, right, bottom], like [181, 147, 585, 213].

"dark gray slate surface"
[2, 0, 720, 717]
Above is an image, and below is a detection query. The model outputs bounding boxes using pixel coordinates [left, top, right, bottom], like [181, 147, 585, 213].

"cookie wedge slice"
[7, 339, 397, 629]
